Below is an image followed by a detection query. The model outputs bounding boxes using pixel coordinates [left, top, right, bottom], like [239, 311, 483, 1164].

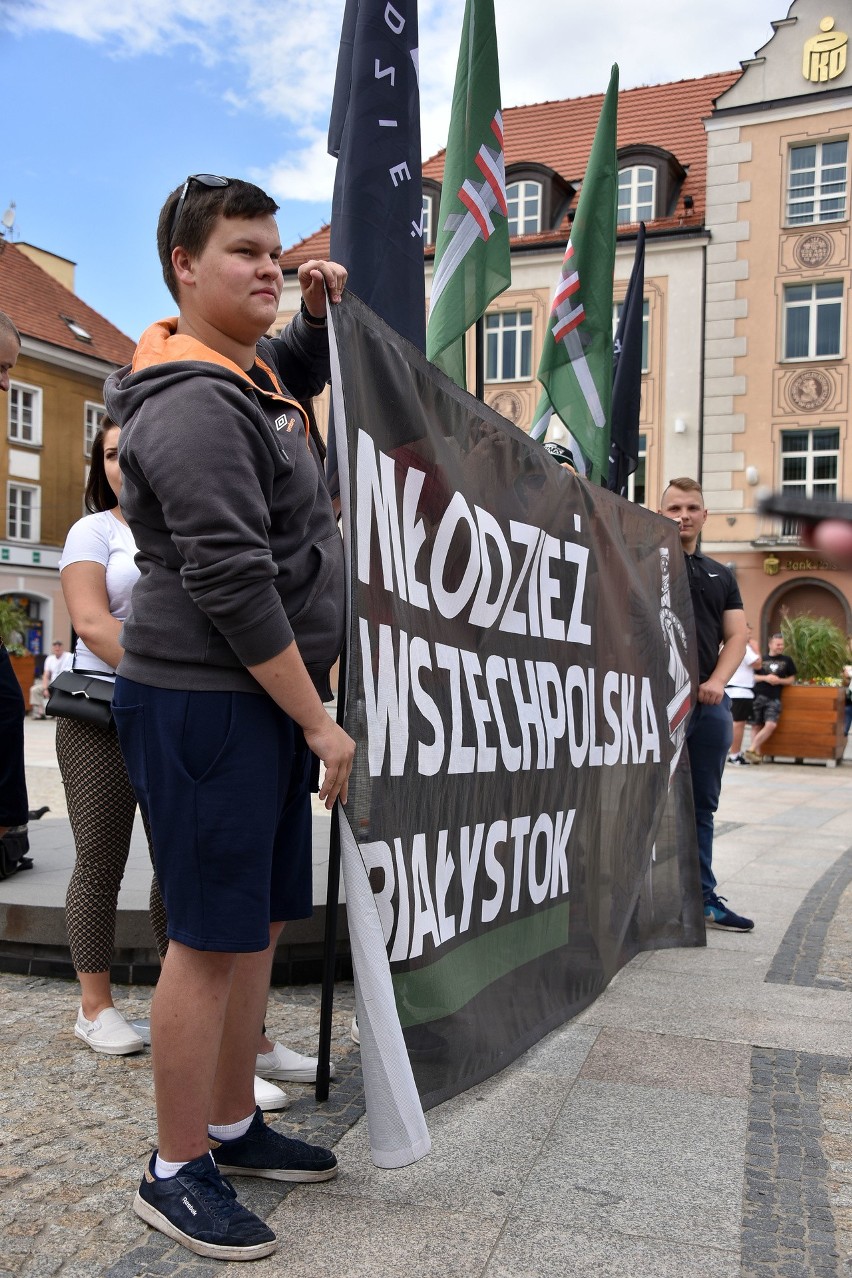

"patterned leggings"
[56, 716, 168, 972]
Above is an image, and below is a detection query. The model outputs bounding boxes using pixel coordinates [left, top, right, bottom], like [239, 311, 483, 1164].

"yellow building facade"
[702, 0, 852, 639]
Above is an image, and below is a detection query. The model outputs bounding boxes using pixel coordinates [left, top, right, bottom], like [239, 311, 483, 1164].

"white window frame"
[484, 310, 534, 382]
[612, 297, 650, 372]
[422, 193, 434, 245]
[7, 380, 42, 447]
[779, 426, 840, 535]
[7, 481, 41, 542]
[618, 166, 656, 225]
[786, 139, 848, 226]
[782, 280, 843, 360]
[506, 181, 542, 236]
[780, 427, 840, 499]
[84, 402, 104, 458]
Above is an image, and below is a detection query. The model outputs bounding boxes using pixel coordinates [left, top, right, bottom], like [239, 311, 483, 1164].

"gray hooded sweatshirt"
[103, 313, 344, 701]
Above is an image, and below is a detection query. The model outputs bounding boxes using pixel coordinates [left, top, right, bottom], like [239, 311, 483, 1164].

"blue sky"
[1, 0, 785, 342]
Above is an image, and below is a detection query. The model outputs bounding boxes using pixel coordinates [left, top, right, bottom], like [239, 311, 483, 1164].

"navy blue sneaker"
[211, 1107, 338, 1183]
[704, 894, 754, 932]
[134, 1151, 277, 1261]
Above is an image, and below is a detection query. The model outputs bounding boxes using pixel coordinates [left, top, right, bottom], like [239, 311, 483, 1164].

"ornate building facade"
[0, 242, 134, 656]
[278, 0, 852, 641]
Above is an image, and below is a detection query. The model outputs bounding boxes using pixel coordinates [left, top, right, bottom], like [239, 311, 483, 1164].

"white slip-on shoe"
[254, 1075, 289, 1111]
[74, 1007, 145, 1056]
[254, 1042, 336, 1084]
[350, 1016, 360, 1045]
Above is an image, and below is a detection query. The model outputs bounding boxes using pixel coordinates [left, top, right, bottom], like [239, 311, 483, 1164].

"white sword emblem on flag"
[548, 241, 606, 430]
[430, 112, 507, 310]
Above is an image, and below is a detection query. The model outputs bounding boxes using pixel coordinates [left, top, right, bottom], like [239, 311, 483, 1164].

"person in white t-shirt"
[42, 639, 74, 699]
[725, 622, 761, 765]
[57, 419, 161, 1055]
[58, 420, 320, 1106]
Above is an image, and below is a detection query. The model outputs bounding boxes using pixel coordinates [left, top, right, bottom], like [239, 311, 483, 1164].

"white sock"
[153, 1150, 213, 1179]
[208, 1112, 255, 1142]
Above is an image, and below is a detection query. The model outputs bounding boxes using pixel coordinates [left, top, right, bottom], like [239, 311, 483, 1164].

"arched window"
[618, 166, 656, 225]
[506, 180, 542, 236]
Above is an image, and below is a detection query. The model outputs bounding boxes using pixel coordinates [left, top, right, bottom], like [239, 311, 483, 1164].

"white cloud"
[253, 131, 339, 207]
[5, 0, 344, 114]
[4, 0, 786, 200]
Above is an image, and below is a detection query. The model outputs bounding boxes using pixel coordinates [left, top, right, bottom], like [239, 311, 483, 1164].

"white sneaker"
[254, 1075, 289, 1111]
[74, 1007, 145, 1056]
[254, 1042, 336, 1083]
[350, 1016, 360, 1045]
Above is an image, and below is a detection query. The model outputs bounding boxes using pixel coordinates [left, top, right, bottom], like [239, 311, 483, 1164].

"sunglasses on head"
[169, 174, 230, 248]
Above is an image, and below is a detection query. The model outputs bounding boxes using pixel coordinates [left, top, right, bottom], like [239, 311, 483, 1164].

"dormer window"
[615, 146, 686, 225]
[506, 180, 542, 236]
[618, 166, 656, 225]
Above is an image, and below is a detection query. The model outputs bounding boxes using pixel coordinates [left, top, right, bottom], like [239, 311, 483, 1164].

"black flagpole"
[315, 803, 340, 1102]
[315, 631, 349, 1102]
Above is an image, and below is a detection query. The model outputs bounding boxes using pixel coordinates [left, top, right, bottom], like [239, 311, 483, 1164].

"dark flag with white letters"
[327, 293, 703, 1166]
[329, 0, 426, 352]
[608, 223, 646, 496]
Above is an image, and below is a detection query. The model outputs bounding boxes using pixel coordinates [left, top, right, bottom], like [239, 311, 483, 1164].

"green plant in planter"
[780, 613, 848, 684]
[0, 597, 29, 656]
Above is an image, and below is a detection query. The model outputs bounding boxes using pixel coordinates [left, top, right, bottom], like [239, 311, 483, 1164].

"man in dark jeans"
[0, 311, 29, 844]
[659, 478, 753, 932]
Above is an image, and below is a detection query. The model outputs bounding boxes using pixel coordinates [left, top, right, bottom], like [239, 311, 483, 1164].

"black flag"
[328, 0, 426, 352]
[608, 222, 646, 496]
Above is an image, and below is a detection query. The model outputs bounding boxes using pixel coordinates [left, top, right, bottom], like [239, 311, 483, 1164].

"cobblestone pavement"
[741, 1049, 851, 1277]
[766, 846, 852, 992]
[0, 977, 360, 1277]
[744, 828, 852, 1277]
[5, 750, 852, 1276]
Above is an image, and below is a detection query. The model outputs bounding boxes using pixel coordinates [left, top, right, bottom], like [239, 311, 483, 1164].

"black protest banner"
[328, 294, 701, 1153]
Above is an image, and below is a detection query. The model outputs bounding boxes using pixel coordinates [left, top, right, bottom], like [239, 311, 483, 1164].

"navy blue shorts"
[113, 677, 313, 953]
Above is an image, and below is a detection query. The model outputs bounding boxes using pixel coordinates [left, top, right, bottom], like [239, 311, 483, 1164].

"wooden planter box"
[9, 652, 35, 712]
[763, 684, 846, 764]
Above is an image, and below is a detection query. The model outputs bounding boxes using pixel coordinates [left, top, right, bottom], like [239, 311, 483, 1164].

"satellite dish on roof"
[1, 202, 15, 233]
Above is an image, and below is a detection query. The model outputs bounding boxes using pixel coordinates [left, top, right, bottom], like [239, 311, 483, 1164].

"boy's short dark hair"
[157, 177, 280, 302]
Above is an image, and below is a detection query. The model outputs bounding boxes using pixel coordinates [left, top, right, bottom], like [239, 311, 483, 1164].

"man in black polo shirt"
[659, 478, 753, 931]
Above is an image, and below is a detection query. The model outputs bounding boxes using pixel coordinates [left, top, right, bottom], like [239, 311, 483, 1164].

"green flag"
[426, 0, 511, 389]
[535, 64, 618, 482]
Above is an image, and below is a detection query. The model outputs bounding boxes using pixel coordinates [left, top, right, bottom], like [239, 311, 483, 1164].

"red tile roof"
[281, 69, 741, 270]
[0, 242, 135, 366]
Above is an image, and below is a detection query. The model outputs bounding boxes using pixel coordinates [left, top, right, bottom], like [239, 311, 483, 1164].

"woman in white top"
[58, 419, 166, 1054]
[59, 421, 324, 1099]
